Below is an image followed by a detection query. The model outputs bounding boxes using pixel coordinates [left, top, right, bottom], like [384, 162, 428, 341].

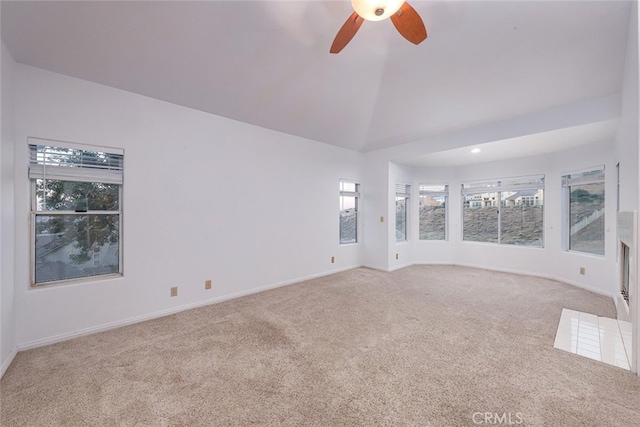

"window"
[562, 167, 605, 256]
[419, 184, 448, 240]
[396, 183, 411, 242]
[339, 180, 360, 244]
[462, 175, 544, 246]
[29, 140, 123, 285]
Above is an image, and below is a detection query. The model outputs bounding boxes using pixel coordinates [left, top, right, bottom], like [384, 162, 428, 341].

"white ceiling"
[400, 119, 621, 167]
[1, 0, 632, 159]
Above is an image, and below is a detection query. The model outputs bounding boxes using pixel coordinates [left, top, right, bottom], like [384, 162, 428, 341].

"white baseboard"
[554, 276, 614, 298]
[361, 263, 388, 272]
[362, 262, 452, 273]
[388, 262, 414, 272]
[389, 261, 613, 298]
[15, 261, 614, 352]
[17, 264, 363, 351]
[452, 262, 614, 298]
[413, 261, 455, 266]
[1, 346, 18, 379]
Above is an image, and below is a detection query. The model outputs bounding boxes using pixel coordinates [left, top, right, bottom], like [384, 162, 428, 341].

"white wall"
[1, 40, 17, 375]
[12, 64, 364, 348]
[616, 0, 640, 375]
[617, 1, 639, 213]
[362, 155, 388, 270]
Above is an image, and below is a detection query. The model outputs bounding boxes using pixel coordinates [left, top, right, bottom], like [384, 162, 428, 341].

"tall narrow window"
[419, 184, 448, 240]
[339, 180, 360, 244]
[396, 183, 411, 242]
[29, 140, 123, 285]
[462, 175, 544, 246]
[562, 167, 605, 255]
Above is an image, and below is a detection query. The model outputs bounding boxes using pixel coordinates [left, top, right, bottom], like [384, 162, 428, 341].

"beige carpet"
[2, 265, 640, 426]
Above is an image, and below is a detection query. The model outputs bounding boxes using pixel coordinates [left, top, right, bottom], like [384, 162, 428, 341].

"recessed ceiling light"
[471, 148, 481, 154]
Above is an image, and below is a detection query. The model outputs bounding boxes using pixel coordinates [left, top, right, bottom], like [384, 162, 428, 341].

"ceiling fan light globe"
[351, 0, 405, 21]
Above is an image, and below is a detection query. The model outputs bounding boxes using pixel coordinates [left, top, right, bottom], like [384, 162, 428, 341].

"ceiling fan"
[330, 0, 427, 54]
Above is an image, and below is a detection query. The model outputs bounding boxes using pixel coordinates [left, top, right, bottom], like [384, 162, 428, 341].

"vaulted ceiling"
[1, 1, 632, 156]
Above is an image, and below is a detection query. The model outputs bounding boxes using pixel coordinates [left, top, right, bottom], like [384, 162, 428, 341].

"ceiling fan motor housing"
[351, 0, 404, 21]
[331, 1, 426, 53]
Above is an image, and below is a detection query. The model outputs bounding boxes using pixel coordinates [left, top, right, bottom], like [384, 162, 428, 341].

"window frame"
[395, 183, 411, 243]
[418, 183, 448, 241]
[29, 139, 124, 287]
[461, 175, 545, 247]
[339, 179, 360, 245]
[561, 166, 605, 256]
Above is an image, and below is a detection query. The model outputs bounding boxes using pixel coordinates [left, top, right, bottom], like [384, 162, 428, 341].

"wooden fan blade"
[330, 12, 364, 54]
[390, 2, 427, 45]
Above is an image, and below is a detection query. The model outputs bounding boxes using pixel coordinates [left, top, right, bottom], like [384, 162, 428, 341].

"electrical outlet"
[395, 253, 399, 260]
[579, 267, 585, 275]
[205, 280, 212, 290]
[331, 256, 335, 263]
[170, 286, 178, 297]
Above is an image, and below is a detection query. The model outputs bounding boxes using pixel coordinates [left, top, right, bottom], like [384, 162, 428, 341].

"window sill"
[461, 240, 544, 249]
[31, 273, 123, 289]
[566, 250, 605, 259]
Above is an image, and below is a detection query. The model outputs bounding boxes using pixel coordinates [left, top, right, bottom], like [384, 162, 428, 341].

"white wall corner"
[0, 346, 17, 379]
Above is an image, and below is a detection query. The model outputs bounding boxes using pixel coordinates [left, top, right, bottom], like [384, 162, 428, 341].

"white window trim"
[395, 182, 411, 243]
[339, 179, 360, 245]
[29, 140, 124, 286]
[419, 183, 449, 241]
[561, 166, 605, 256]
[461, 175, 545, 247]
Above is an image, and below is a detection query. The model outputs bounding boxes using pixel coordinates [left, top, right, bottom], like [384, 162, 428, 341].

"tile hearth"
[554, 308, 631, 370]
